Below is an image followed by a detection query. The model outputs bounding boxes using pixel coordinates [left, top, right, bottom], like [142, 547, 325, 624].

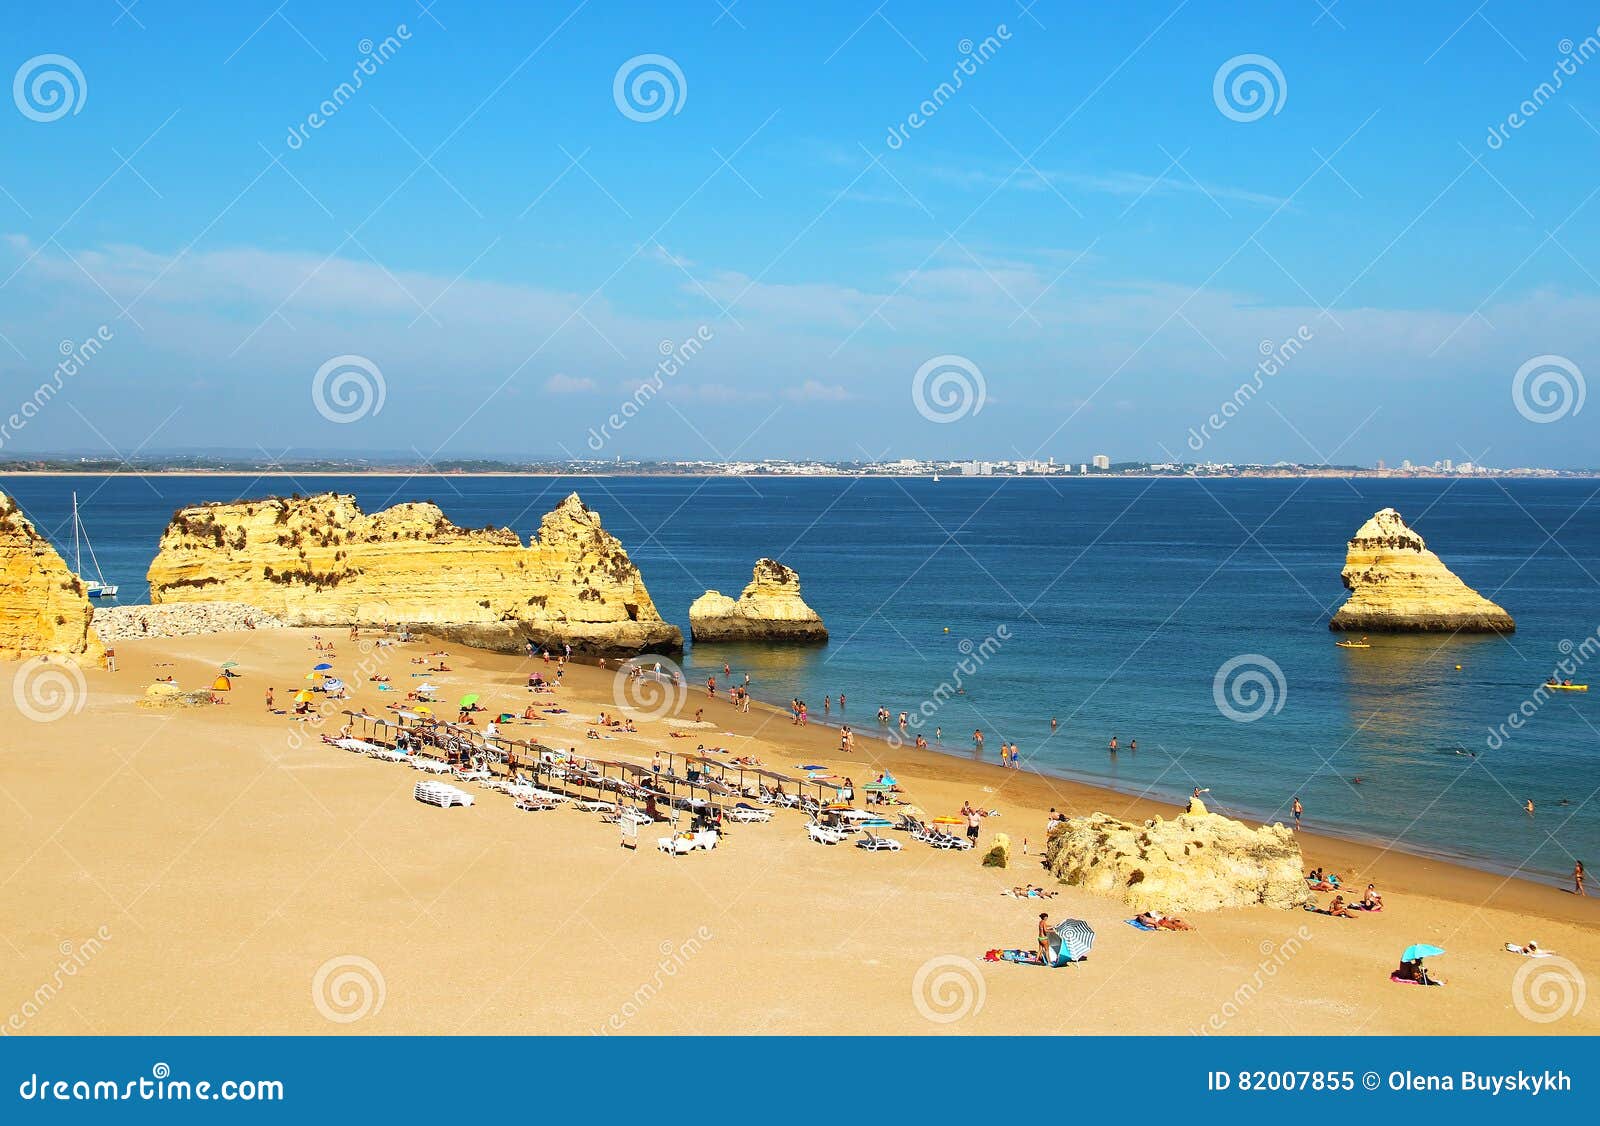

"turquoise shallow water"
[5, 472, 1598, 885]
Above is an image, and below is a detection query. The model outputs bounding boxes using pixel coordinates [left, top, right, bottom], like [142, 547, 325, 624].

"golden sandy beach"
[2, 627, 1595, 1036]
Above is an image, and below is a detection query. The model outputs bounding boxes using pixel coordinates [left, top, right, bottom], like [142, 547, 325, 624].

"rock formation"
[0, 491, 104, 663]
[1045, 809, 1308, 913]
[1330, 507, 1514, 633]
[981, 833, 1011, 868]
[688, 558, 827, 643]
[146, 492, 681, 654]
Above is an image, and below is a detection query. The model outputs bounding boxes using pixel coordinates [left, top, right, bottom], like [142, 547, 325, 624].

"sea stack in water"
[689, 558, 828, 643]
[146, 492, 681, 654]
[1330, 507, 1514, 633]
[0, 491, 104, 663]
[1045, 809, 1308, 913]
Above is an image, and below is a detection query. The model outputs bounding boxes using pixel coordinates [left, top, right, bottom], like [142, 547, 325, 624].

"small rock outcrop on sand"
[981, 833, 1011, 868]
[1045, 809, 1308, 913]
[688, 558, 827, 643]
[146, 492, 681, 655]
[0, 491, 104, 663]
[94, 602, 287, 641]
[1330, 507, 1514, 633]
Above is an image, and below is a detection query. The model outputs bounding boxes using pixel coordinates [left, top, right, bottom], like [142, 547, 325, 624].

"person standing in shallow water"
[1108, 735, 1118, 754]
[1574, 860, 1586, 896]
[973, 729, 984, 754]
[1292, 795, 1303, 828]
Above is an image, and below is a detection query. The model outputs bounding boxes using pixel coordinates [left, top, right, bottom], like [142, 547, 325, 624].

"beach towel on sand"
[1126, 919, 1158, 931]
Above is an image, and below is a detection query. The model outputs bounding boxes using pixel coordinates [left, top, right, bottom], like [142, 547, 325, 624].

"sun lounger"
[414, 781, 475, 808]
[657, 835, 694, 856]
[410, 758, 454, 774]
[574, 799, 618, 813]
[513, 795, 557, 812]
[855, 830, 901, 851]
[726, 806, 771, 823]
[367, 747, 410, 763]
[806, 821, 847, 845]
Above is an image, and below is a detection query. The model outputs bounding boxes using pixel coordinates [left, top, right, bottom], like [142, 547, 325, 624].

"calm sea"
[6, 472, 1597, 885]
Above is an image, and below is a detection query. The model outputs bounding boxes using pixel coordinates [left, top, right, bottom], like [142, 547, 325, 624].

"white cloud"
[544, 373, 597, 393]
[783, 380, 855, 402]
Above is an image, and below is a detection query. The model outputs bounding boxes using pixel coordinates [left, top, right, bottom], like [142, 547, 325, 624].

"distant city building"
[1092, 454, 1110, 470]
[1078, 463, 1088, 474]
[1401, 459, 1413, 470]
[1441, 458, 1454, 471]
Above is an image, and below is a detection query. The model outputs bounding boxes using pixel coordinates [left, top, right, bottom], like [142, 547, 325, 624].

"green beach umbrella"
[459, 693, 480, 707]
[220, 661, 240, 669]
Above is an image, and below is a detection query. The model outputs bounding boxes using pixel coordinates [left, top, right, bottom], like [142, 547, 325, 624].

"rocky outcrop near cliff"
[0, 491, 104, 663]
[1330, 507, 1514, 633]
[689, 558, 827, 643]
[146, 492, 681, 654]
[1045, 809, 1308, 913]
[94, 602, 287, 641]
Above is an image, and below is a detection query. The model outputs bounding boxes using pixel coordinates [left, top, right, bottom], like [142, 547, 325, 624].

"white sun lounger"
[855, 830, 902, 851]
[574, 799, 617, 813]
[514, 795, 558, 812]
[806, 822, 847, 845]
[414, 781, 475, 808]
[410, 758, 454, 774]
[657, 835, 694, 856]
[367, 747, 410, 763]
[725, 807, 771, 823]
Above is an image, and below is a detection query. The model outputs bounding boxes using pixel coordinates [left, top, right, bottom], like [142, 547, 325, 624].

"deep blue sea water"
[5, 472, 1598, 885]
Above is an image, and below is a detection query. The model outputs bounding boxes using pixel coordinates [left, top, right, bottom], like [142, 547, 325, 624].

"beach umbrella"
[220, 661, 240, 669]
[416, 706, 433, 716]
[313, 662, 333, 671]
[417, 683, 438, 692]
[932, 816, 964, 825]
[294, 690, 311, 703]
[1402, 944, 1445, 961]
[1049, 919, 1096, 963]
[460, 693, 480, 707]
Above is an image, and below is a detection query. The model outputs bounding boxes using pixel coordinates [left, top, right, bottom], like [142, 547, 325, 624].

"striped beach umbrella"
[1050, 918, 1096, 963]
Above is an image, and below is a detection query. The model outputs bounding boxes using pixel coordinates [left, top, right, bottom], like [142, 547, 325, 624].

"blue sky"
[2, 1, 1599, 465]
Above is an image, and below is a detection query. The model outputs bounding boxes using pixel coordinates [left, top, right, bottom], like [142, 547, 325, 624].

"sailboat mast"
[72, 491, 81, 574]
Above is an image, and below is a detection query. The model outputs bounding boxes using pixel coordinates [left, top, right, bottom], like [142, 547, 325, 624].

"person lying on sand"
[1132, 911, 1193, 930]
[1003, 885, 1057, 899]
[1505, 941, 1553, 957]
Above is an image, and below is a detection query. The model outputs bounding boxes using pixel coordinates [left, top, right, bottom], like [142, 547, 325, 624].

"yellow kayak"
[1335, 641, 1370, 649]
[1546, 683, 1588, 692]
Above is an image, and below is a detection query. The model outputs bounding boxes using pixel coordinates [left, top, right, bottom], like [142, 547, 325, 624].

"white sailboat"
[71, 492, 118, 598]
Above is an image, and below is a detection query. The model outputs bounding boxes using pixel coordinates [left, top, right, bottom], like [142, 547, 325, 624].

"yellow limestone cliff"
[688, 558, 828, 643]
[146, 492, 681, 654]
[1330, 507, 1514, 633]
[0, 492, 104, 663]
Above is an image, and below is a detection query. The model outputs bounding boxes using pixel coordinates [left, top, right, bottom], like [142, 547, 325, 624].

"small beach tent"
[210, 675, 231, 692]
[1047, 919, 1095, 966]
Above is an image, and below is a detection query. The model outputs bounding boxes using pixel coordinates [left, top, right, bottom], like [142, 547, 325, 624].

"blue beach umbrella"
[1049, 918, 1096, 964]
[313, 662, 334, 671]
[1402, 944, 1445, 961]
